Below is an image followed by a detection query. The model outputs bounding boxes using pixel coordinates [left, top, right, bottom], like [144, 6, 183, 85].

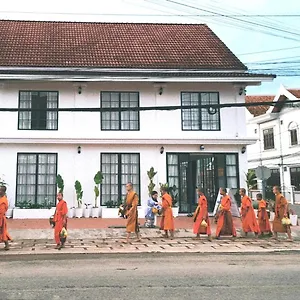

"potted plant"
[289, 209, 298, 226]
[92, 171, 104, 218]
[74, 180, 83, 218]
[56, 174, 64, 194]
[147, 167, 157, 196]
[83, 203, 92, 218]
[159, 182, 179, 217]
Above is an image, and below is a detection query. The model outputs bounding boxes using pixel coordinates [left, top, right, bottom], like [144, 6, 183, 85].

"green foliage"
[93, 171, 104, 207]
[147, 167, 157, 196]
[0, 175, 8, 187]
[105, 200, 118, 208]
[74, 180, 83, 207]
[17, 198, 53, 209]
[159, 182, 178, 207]
[245, 169, 257, 190]
[56, 174, 64, 194]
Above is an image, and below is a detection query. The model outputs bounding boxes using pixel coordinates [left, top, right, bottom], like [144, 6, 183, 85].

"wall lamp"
[78, 86, 82, 94]
[77, 146, 82, 154]
[160, 146, 164, 154]
[200, 145, 205, 150]
[159, 87, 164, 95]
[239, 87, 246, 96]
[241, 146, 246, 154]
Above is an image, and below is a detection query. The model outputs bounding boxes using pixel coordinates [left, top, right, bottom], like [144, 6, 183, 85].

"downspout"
[278, 118, 285, 196]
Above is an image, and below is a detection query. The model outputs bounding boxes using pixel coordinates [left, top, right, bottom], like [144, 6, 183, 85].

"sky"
[0, 0, 299, 95]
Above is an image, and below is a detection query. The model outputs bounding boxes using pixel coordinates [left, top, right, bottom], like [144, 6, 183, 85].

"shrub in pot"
[74, 180, 83, 218]
[92, 171, 104, 218]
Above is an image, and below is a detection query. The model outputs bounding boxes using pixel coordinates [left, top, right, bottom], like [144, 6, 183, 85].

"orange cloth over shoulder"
[193, 195, 211, 235]
[258, 199, 271, 233]
[240, 195, 260, 234]
[160, 193, 175, 231]
[0, 195, 12, 242]
[273, 193, 289, 233]
[54, 199, 68, 244]
[216, 195, 236, 237]
[126, 191, 139, 233]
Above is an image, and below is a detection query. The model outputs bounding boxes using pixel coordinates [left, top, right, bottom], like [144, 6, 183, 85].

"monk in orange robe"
[272, 186, 292, 241]
[54, 192, 68, 249]
[256, 193, 272, 237]
[240, 188, 260, 238]
[160, 186, 175, 239]
[124, 182, 141, 243]
[215, 188, 236, 240]
[193, 188, 212, 241]
[0, 186, 12, 250]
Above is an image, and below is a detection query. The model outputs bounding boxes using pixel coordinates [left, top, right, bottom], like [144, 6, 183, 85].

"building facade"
[246, 86, 300, 202]
[0, 20, 273, 216]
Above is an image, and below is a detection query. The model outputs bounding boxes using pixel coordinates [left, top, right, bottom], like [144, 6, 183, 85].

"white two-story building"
[0, 20, 274, 217]
[246, 86, 300, 202]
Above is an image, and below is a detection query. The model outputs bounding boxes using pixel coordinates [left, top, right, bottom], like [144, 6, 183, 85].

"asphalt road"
[0, 253, 299, 300]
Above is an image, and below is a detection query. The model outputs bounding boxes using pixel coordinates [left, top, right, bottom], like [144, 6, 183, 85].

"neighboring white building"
[0, 20, 274, 217]
[246, 85, 300, 202]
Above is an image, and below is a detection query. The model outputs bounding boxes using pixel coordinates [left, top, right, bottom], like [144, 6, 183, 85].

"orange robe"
[0, 195, 12, 242]
[54, 200, 68, 244]
[258, 199, 271, 233]
[160, 193, 175, 231]
[240, 195, 260, 234]
[193, 195, 211, 235]
[125, 191, 139, 233]
[216, 195, 236, 237]
[273, 193, 290, 233]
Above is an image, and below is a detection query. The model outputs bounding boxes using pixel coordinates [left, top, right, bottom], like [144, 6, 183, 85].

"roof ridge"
[0, 19, 207, 26]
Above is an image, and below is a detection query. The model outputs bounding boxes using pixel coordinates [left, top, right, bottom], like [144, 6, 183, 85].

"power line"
[0, 10, 299, 17]
[161, 0, 300, 41]
[237, 46, 300, 56]
[1, 99, 300, 112]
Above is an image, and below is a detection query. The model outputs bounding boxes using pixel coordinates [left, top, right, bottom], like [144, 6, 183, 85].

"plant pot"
[102, 207, 118, 218]
[91, 207, 100, 218]
[172, 207, 179, 218]
[290, 215, 298, 226]
[83, 207, 91, 218]
[6, 208, 13, 219]
[13, 208, 56, 219]
[67, 208, 75, 218]
[75, 208, 83, 218]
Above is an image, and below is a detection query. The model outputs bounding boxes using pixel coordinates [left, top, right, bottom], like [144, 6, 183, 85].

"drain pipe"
[278, 118, 285, 196]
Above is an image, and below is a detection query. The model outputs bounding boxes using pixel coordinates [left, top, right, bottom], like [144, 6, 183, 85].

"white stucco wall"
[0, 81, 249, 209]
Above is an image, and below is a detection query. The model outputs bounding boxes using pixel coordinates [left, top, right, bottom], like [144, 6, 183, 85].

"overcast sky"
[0, 0, 299, 95]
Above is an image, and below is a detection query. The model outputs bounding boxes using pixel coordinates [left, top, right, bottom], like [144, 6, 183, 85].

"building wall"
[0, 81, 246, 140]
[247, 106, 300, 199]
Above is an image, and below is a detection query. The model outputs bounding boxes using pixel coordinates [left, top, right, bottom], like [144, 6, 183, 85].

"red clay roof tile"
[288, 89, 300, 98]
[245, 95, 274, 116]
[0, 20, 247, 70]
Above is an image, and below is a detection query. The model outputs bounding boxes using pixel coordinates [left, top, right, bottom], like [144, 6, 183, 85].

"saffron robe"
[240, 195, 260, 234]
[273, 193, 290, 233]
[160, 193, 175, 231]
[126, 191, 139, 233]
[258, 199, 271, 233]
[54, 199, 68, 244]
[216, 195, 236, 237]
[0, 195, 12, 242]
[193, 195, 211, 235]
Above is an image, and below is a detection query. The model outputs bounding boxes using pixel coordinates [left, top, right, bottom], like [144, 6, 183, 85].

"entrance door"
[166, 153, 239, 214]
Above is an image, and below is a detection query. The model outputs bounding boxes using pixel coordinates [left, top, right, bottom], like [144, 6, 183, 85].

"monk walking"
[193, 188, 212, 241]
[256, 193, 272, 237]
[240, 188, 260, 238]
[54, 192, 68, 250]
[160, 186, 175, 239]
[124, 182, 141, 243]
[0, 186, 12, 250]
[272, 186, 292, 241]
[215, 188, 236, 240]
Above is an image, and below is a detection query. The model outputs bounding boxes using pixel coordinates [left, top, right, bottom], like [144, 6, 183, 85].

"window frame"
[291, 167, 300, 191]
[263, 128, 275, 150]
[15, 152, 58, 208]
[100, 152, 141, 205]
[180, 91, 221, 131]
[100, 91, 140, 131]
[18, 90, 59, 131]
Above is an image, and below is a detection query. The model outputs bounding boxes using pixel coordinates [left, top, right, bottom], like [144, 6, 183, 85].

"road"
[0, 253, 299, 300]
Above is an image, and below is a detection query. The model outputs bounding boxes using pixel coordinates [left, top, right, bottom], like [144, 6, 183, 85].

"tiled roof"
[0, 20, 247, 70]
[288, 89, 300, 98]
[245, 95, 274, 116]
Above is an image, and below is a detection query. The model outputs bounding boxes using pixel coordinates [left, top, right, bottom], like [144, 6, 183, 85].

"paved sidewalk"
[1, 237, 300, 256]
